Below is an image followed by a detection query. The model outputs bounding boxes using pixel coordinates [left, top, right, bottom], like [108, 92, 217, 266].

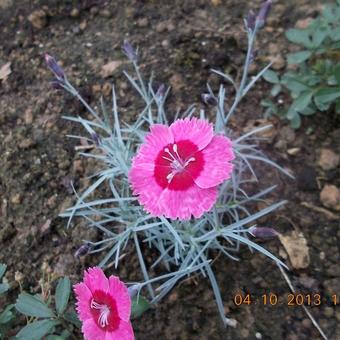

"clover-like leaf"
[311, 27, 328, 48]
[291, 91, 313, 113]
[287, 51, 312, 65]
[314, 87, 340, 105]
[289, 112, 302, 129]
[271, 84, 282, 97]
[263, 70, 280, 84]
[285, 29, 312, 48]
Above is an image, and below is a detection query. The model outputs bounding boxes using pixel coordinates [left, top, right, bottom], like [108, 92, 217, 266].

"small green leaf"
[63, 310, 81, 328]
[261, 99, 278, 117]
[60, 329, 72, 338]
[16, 293, 55, 318]
[299, 105, 316, 116]
[285, 29, 312, 47]
[322, 5, 335, 22]
[260, 99, 273, 107]
[0, 304, 15, 324]
[55, 277, 71, 316]
[291, 91, 313, 112]
[262, 70, 280, 84]
[270, 84, 282, 97]
[281, 74, 310, 93]
[0, 264, 6, 280]
[312, 27, 328, 48]
[131, 296, 150, 318]
[286, 105, 297, 120]
[287, 51, 312, 65]
[314, 87, 340, 104]
[16, 319, 59, 340]
[0, 283, 9, 295]
[289, 113, 302, 129]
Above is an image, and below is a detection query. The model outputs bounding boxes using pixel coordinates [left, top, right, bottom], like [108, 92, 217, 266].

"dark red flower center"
[154, 140, 204, 191]
[90, 290, 120, 332]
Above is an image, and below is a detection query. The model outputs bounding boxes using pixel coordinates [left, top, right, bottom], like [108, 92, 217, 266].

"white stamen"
[166, 172, 175, 183]
[184, 157, 195, 167]
[91, 299, 110, 328]
[162, 144, 196, 183]
[162, 156, 174, 162]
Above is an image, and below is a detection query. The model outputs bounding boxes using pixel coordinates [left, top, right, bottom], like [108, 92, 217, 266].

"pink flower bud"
[256, 0, 272, 28]
[246, 10, 256, 31]
[122, 40, 137, 62]
[201, 93, 218, 106]
[45, 53, 65, 80]
[74, 243, 91, 258]
[250, 226, 278, 239]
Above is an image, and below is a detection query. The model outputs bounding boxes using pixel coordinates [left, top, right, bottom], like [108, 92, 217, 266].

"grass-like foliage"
[262, 0, 340, 128]
[48, 1, 291, 325]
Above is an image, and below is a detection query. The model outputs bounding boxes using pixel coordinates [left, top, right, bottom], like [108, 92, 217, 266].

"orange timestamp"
[233, 293, 339, 306]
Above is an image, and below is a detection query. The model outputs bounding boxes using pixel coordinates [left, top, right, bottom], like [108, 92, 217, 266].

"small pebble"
[318, 149, 339, 171]
[320, 185, 340, 209]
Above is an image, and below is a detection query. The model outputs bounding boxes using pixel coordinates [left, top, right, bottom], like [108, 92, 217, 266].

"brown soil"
[0, 0, 339, 339]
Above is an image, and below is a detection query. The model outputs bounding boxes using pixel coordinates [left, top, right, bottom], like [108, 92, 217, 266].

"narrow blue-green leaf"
[224, 232, 288, 270]
[16, 319, 59, 340]
[16, 293, 55, 318]
[55, 277, 71, 316]
[287, 51, 311, 64]
[0, 264, 6, 280]
[131, 296, 150, 318]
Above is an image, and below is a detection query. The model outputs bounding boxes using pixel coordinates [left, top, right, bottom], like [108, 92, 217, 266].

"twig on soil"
[75, 145, 95, 151]
[277, 264, 328, 340]
[300, 202, 340, 221]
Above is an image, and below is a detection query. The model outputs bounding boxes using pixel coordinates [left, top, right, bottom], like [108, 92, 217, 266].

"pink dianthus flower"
[129, 118, 234, 219]
[74, 267, 134, 340]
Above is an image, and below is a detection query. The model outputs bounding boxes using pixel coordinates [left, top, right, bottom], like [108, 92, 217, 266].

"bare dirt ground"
[0, 0, 339, 339]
